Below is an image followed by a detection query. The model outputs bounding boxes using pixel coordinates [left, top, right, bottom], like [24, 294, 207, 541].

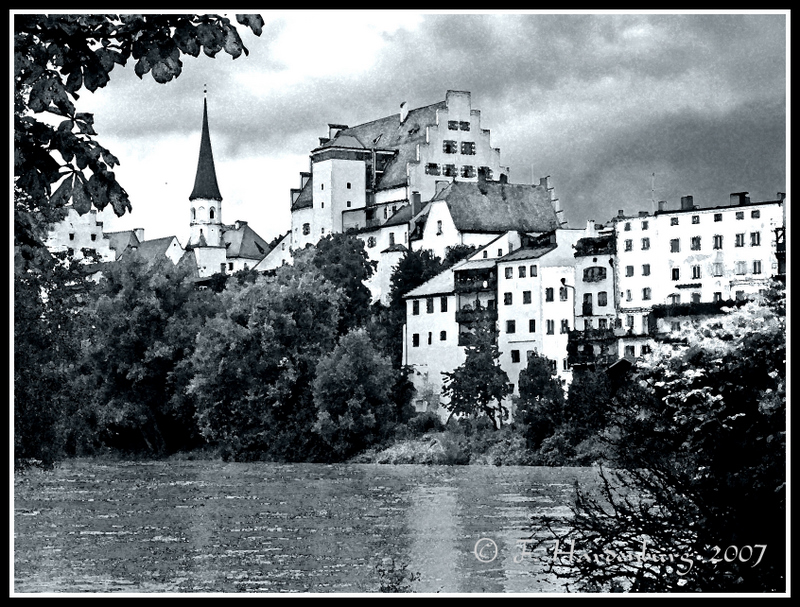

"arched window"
[191, 207, 196, 221]
[198, 206, 206, 221]
[209, 207, 215, 220]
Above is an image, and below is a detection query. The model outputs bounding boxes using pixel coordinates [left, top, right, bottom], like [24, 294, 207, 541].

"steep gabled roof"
[126, 236, 178, 263]
[432, 180, 559, 234]
[319, 100, 446, 191]
[222, 222, 270, 260]
[291, 174, 314, 211]
[104, 230, 140, 259]
[189, 97, 223, 201]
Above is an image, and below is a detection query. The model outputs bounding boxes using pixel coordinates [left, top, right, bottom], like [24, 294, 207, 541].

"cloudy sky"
[73, 11, 787, 245]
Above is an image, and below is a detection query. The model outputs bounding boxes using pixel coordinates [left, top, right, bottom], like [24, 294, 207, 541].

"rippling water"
[14, 460, 599, 593]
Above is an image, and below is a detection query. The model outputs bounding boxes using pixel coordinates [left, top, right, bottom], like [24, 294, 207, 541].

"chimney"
[618, 209, 625, 218]
[587, 219, 596, 234]
[235, 220, 247, 230]
[410, 191, 421, 217]
[658, 200, 667, 212]
[400, 101, 408, 123]
[133, 228, 144, 243]
[730, 192, 749, 206]
[680, 195, 694, 210]
[778, 192, 786, 202]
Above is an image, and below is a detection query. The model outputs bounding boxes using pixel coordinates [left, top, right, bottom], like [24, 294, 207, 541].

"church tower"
[189, 90, 223, 247]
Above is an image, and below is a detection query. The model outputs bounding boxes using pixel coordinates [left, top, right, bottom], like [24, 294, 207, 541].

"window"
[626, 265, 634, 277]
[598, 291, 608, 306]
[443, 140, 457, 153]
[412, 334, 419, 347]
[713, 234, 723, 249]
[347, 182, 351, 189]
[624, 222, 631, 231]
[428, 332, 433, 345]
[671, 217, 679, 226]
[750, 232, 761, 246]
[440, 330, 447, 341]
[546, 320, 555, 335]
[753, 260, 762, 275]
[561, 319, 570, 334]
[626, 314, 634, 328]
[209, 207, 215, 219]
[442, 164, 456, 177]
[672, 268, 680, 281]
[504, 267, 513, 279]
[367, 236, 376, 248]
[642, 264, 651, 276]
[642, 287, 651, 300]
[545, 288, 554, 302]
[670, 294, 681, 305]
[583, 266, 607, 282]
[346, 201, 351, 208]
[671, 321, 681, 331]
[412, 300, 419, 315]
[642, 220, 649, 230]
[303, 223, 310, 235]
[691, 236, 701, 250]
[670, 238, 680, 253]
[90, 233, 97, 242]
[426, 298, 434, 314]
[735, 261, 747, 275]
[459, 121, 471, 131]
[479, 166, 493, 180]
[751, 210, 761, 219]
[691, 265, 701, 279]
[736, 211, 744, 220]
[523, 291, 532, 304]
[436, 220, 443, 235]
[530, 265, 538, 277]
[559, 286, 569, 301]
[320, 183, 324, 190]
[625, 289, 632, 302]
[529, 319, 536, 333]
[624, 239, 633, 251]
[447, 120, 458, 130]
[482, 251, 488, 258]
[460, 141, 476, 155]
[624, 345, 636, 358]
[504, 292, 513, 305]
[69, 233, 75, 241]
[509, 350, 521, 364]
[506, 320, 516, 334]
[460, 165, 476, 178]
[425, 163, 440, 175]
[712, 262, 723, 277]
[518, 266, 526, 278]
[641, 237, 650, 250]
[713, 292, 722, 302]
[714, 213, 723, 222]
[735, 290, 746, 301]
[440, 296, 448, 313]
[692, 215, 699, 224]
[598, 318, 608, 330]
[692, 292, 701, 304]
[735, 233, 745, 247]
[389, 232, 395, 246]
[228, 262, 234, 271]
[584, 319, 592, 330]
[497, 249, 502, 256]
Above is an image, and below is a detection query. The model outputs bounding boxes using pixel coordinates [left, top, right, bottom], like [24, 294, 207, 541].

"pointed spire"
[189, 88, 223, 201]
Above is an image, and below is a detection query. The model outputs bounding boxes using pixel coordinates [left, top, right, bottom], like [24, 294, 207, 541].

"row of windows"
[503, 318, 569, 335]
[412, 296, 449, 315]
[624, 264, 651, 277]
[508, 350, 569, 371]
[425, 163, 488, 178]
[503, 286, 570, 305]
[669, 232, 761, 252]
[411, 331, 448, 347]
[68, 233, 99, 242]
[447, 120, 471, 131]
[666, 210, 761, 226]
[442, 140, 476, 155]
[502, 265, 539, 279]
[670, 260, 763, 280]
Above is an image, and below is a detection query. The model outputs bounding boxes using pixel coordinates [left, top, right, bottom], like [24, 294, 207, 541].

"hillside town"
[45, 89, 786, 419]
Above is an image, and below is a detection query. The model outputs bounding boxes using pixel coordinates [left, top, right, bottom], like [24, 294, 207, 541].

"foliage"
[312, 329, 397, 458]
[512, 351, 565, 452]
[441, 311, 511, 428]
[78, 254, 218, 454]
[190, 265, 343, 461]
[14, 13, 262, 262]
[531, 286, 786, 592]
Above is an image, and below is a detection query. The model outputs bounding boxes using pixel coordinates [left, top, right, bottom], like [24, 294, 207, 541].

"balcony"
[455, 307, 498, 325]
[454, 276, 497, 294]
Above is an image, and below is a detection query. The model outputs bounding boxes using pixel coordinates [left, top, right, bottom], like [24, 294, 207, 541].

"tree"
[312, 329, 396, 458]
[513, 351, 565, 454]
[441, 310, 511, 429]
[190, 265, 343, 461]
[14, 14, 263, 262]
[531, 285, 786, 592]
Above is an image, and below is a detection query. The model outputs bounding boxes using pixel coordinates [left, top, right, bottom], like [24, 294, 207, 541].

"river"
[14, 460, 599, 593]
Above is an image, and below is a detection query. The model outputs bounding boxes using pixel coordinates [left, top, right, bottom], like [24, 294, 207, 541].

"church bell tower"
[189, 88, 223, 247]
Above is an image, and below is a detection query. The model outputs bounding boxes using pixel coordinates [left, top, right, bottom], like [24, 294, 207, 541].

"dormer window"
[436, 220, 443, 235]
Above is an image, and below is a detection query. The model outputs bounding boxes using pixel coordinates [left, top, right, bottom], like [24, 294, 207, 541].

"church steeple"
[190, 90, 222, 202]
[189, 88, 223, 248]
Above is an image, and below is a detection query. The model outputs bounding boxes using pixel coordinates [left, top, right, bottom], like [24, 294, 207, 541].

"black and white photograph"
[12, 10, 788, 595]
